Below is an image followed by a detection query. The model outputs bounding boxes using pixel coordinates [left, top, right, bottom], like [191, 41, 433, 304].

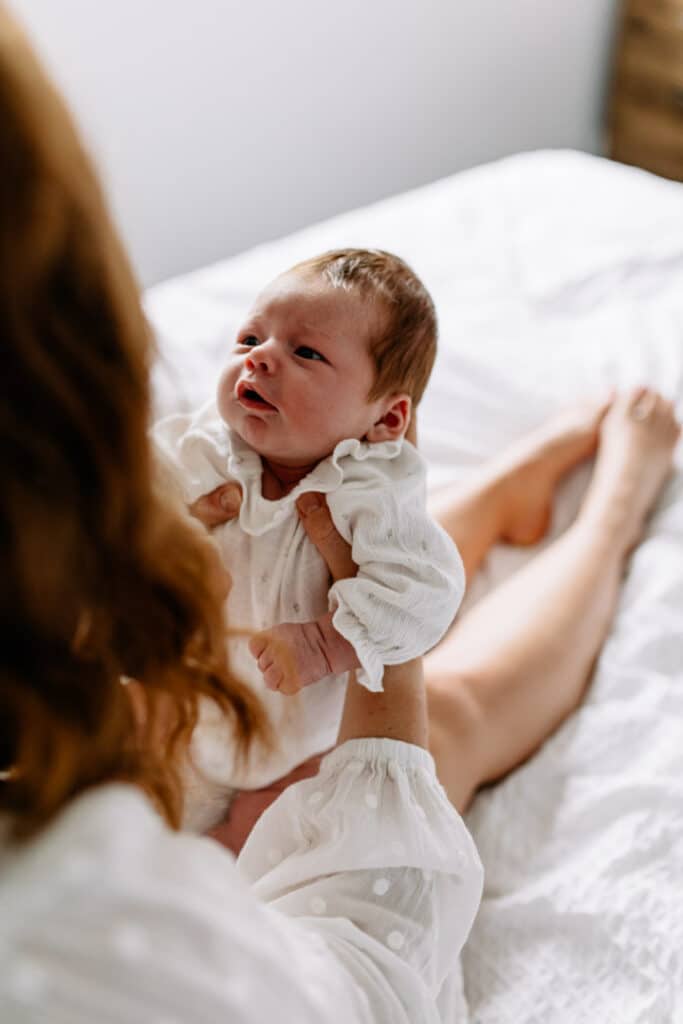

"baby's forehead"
[253, 268, 349, 305]
[249, 269, 381, 332]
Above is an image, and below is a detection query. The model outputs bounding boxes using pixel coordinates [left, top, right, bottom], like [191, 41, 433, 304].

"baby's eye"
[295, 345, 326, 362]
[238, 334, 260, 347]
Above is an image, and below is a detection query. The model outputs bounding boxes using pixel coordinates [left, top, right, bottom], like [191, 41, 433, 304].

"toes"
[596, 390, 616, 423]
[613, 388, 680, 444]
[629, 385, 650, 405]
[628, 387, 655, 421]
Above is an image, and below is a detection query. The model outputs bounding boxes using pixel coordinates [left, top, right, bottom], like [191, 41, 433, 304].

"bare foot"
[429, 397, 614, 580]
[579, 387, 681, 552]
[432, 397, 612, 548]
[495, 397, 613, 544]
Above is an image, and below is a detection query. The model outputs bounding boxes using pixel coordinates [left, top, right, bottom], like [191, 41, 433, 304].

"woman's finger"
[296, 492, 357, 582]
[189, 481, 243, 529]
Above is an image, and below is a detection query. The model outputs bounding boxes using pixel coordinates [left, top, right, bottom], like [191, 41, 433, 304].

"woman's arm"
[336, 659, 428, 749]
[296, 494, 428, 748]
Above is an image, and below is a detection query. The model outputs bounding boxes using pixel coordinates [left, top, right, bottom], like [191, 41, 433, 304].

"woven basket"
[608, 0, 683, 180]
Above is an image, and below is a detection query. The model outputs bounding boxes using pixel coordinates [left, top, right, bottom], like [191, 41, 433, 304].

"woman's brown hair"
[0, 6, 265, 837]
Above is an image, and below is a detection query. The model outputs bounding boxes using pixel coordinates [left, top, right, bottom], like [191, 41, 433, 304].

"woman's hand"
[189, 481, 243, 528]
[296, 491, 427, 748]
[295, 492, 357, 581]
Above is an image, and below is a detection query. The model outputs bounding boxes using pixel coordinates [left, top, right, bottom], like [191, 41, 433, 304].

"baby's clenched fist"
[248, 615, 360, 695]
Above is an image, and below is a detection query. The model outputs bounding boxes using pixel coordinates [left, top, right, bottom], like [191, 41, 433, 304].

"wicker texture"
[609, 0, 683, 180]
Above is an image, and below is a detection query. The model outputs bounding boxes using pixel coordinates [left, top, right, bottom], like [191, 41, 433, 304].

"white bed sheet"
[147, 150, 683, 1023]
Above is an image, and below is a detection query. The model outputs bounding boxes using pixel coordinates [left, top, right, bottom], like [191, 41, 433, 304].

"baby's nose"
[245, 340, 277, 373]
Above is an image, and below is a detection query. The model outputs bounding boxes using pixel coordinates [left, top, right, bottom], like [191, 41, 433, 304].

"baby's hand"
[249, 614, 360, 695]
[248, 622, 332, 695]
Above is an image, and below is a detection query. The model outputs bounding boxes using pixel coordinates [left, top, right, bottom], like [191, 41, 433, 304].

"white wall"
[16, 0, 620, 285]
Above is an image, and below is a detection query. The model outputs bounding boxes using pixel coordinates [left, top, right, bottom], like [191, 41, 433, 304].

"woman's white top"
[0, 739, 483, 1023]
[154, 403, 465, 790]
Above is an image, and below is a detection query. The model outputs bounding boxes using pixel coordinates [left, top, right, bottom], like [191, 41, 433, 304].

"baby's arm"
[325, 456, 465, 692]
[249, 614, 360, 695]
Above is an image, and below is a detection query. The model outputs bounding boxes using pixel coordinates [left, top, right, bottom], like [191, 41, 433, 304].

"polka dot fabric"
[239, 738, 482, 1017]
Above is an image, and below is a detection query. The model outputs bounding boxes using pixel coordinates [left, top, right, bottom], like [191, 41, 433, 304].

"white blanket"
[147, 150, 683, 1023]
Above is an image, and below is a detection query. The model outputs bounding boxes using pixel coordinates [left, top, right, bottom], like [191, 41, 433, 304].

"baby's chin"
[256, 442, 333, 467]
[245, 433, 361, 467]
[222, 422, 322, 465]
[222, 410, 368, 465]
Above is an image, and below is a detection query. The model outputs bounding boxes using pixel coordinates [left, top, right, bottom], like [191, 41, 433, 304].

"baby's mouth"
[237, 380, 277, 412]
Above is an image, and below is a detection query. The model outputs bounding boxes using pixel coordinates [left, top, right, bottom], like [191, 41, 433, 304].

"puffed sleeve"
[326, 447, 465, 691]
[238, 738, 483, 1022]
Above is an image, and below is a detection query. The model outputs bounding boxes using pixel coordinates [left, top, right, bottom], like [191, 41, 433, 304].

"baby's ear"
[366, 394, 412, 443]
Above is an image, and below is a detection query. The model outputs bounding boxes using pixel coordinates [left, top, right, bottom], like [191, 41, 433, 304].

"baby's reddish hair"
[293, 248, 437, 406]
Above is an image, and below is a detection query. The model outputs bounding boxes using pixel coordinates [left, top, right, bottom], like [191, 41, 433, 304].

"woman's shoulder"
[0, 784, 242, 915]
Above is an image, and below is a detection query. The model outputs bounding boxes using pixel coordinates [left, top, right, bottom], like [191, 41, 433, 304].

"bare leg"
[427, 388, 680, 813]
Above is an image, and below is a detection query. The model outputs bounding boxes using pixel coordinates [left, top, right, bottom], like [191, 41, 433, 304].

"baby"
[155, 249, 464, 795]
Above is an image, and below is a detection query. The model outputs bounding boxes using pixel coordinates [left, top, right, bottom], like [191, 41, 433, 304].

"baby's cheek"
[216, 366, 238, 425]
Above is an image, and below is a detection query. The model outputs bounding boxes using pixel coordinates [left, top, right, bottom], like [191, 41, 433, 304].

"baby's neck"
[261, 457, 322, 500]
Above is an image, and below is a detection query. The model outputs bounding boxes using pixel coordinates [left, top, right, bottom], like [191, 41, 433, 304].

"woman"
[0, 6, 679, 1023]
[1, 9, 483, 1022]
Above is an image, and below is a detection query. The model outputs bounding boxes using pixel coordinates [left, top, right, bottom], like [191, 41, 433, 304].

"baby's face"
[217, 271, 386, 466]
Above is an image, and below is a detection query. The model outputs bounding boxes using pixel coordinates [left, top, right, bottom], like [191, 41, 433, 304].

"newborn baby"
[155, 249, 464, 794]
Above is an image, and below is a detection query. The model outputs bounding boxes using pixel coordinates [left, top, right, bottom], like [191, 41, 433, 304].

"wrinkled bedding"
[147, 150, 683, 1023]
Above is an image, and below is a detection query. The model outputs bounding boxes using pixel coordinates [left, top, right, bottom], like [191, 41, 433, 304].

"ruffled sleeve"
[326, 444, 466, 690]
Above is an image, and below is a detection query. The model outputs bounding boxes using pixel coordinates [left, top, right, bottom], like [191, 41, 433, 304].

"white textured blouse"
[0, 739, 483, 1023]
[154, 403, 465, 789]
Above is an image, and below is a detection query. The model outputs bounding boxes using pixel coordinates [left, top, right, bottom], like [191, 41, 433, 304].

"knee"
[427, 674, 480, 740]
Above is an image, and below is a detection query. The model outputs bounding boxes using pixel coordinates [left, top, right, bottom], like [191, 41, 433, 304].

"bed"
[147, 149, 683, 1023]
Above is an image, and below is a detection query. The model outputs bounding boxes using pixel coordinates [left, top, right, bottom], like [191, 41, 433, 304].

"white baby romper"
[154, 400, 465, 790]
